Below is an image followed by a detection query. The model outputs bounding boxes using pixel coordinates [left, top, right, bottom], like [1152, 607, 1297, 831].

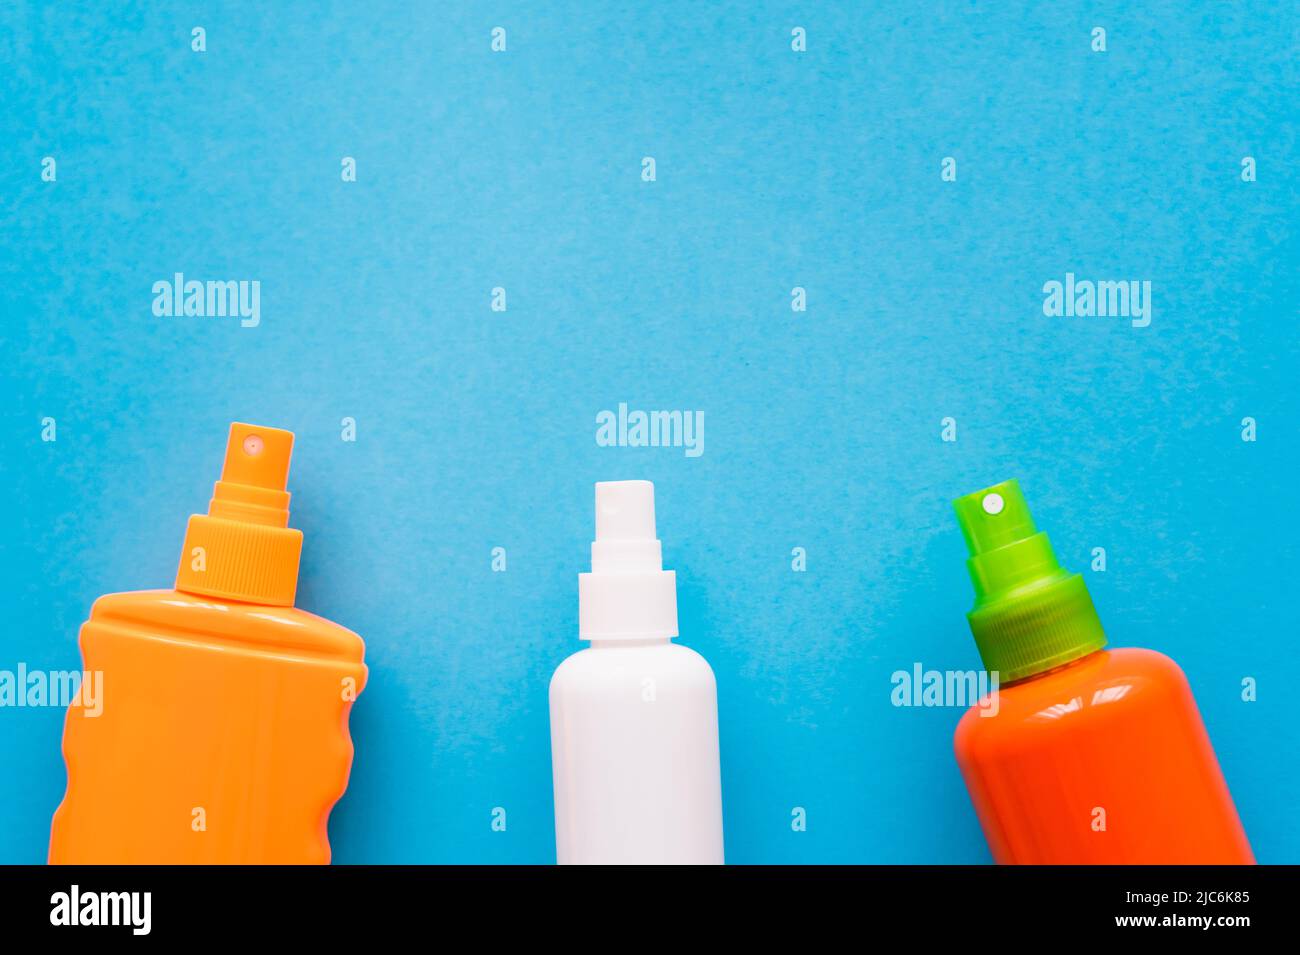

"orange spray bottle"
[951, 480, 1253, 864]
[49, 423, 367, 864]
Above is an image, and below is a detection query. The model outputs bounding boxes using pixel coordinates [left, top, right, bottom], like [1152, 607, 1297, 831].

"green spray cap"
[953, 479, 1106, 684]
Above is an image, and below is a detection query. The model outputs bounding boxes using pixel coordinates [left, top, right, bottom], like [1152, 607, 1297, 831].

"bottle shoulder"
[550, 640, 716, 691]
[955, 647, 1192, 751]
[86, 588, 365, 664]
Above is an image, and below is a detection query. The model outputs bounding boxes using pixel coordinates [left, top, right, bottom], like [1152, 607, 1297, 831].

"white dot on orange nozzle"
[242, 434, 264, 457]
[982, 492, 1004, 515]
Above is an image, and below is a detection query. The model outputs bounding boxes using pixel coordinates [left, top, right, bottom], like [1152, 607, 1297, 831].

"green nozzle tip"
[953, 479, 1036, 556]
[953, 479, 1060, 602]
[952, 479, 1106, 683]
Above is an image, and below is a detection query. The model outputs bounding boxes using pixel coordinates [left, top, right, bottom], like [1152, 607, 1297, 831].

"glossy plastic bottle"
[951, 480, 1253, 864]
[549, 480, 724, 864]
[49, 423, 366, 864]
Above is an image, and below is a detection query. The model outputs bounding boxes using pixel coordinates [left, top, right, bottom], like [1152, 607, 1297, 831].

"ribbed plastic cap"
[953, 480, 1106, 683]
[175, 423, 303, 607]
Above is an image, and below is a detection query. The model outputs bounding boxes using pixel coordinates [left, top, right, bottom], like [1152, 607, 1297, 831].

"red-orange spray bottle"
[951, 480, 1253, 864]
[49, 423, 366, 864]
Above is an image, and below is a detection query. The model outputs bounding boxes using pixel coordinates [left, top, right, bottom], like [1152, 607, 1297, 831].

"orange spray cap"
[175, 423, 304, 606]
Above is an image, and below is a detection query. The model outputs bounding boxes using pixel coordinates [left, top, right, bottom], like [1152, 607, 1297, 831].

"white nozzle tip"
[595, 480, 656, 540]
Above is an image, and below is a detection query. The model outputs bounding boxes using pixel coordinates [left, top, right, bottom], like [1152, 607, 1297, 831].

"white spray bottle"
[549, 480, 725, 864]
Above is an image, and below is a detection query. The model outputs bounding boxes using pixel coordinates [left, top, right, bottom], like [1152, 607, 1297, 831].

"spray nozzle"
[954, 479, 1038, 556]
[952, 479, 1106, 683]
[596, 480, 657, 540]
[590, 481, 664, 574]
[579, 480, 677, 640]
[175, 422, 304, 607]
[953, 479, 1065, 603]
[207, 423, 295, 528]
[221, 423, 293, 492]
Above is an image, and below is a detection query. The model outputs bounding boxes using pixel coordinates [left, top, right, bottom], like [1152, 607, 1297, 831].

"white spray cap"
[578, 480, 679, 641]
[596, 479, 656, 539]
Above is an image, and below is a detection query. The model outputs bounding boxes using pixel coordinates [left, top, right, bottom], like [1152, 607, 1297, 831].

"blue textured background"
[1, 2, 1296, 863]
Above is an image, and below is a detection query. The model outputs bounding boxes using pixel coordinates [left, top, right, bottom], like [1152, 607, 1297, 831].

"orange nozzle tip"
[221, 422, 294, 491]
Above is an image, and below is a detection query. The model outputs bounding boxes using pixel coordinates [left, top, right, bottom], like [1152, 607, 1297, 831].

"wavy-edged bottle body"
[49, 589, 366, 864]
[954, 648, 1252, 864]
[549, 639, 724, 864]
